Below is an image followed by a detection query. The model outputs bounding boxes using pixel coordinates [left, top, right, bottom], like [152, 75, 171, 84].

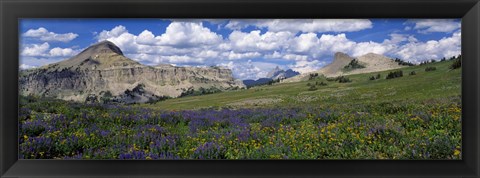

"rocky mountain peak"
[44, 40, 140, 71]
[266, 66, 299, 80]
[334, 52, 350, 59]
[79, 40, 124, 56]
[266, 66, 282, 78]
[361, 52, 383, 58]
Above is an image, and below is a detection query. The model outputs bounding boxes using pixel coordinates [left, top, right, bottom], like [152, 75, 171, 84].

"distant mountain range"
[242, 78, 273, 88]
[19, 41, 245, 104]
[266, 66, 300, 80]
[242, 66, 300, 88]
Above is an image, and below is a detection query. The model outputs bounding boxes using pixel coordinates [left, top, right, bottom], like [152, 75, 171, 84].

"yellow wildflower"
[454, 149, 461, 156]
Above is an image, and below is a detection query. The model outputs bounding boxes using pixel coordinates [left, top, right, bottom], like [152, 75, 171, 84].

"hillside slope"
[144, 60, 461, 110]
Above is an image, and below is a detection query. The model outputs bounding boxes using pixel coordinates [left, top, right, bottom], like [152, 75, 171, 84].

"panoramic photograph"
[18, 19, 461, 159]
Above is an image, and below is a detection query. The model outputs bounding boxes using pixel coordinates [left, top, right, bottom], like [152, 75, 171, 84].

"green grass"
[142, 60, 461, 111]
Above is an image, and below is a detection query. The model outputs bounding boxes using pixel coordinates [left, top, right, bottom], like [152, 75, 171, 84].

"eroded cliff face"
[19, 41, 245, 103]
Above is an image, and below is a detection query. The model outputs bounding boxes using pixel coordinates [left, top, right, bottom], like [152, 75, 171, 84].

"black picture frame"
[1, 0, 479, 177]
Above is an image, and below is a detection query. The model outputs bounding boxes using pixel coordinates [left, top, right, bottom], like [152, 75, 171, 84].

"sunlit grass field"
[144, 60, 460, 110]
[19, 60, 462, 159]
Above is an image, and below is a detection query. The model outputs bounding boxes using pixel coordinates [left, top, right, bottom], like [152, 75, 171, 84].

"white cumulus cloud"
[97, 25, 138, 54]
[134, 22, 224, 47]
[406, 19, 460, 33]
[288, 60, 327, 74]
[220, 60, 278, 80]
[228, 30, 293, 52]
[226, 19, 372, 33]
[21, 42, 79, 58]
[21, 42, 51, 56]
[49, 47, 76, 57]
[20, 64, 37, 70]
[19, 56, 66, 69]
[394, 30, 461, 63]
[23, 27, 78, 42]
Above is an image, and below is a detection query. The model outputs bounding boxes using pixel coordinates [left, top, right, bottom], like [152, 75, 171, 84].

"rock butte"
[282, 52, 405, 83]
[19, 41, 245, 103]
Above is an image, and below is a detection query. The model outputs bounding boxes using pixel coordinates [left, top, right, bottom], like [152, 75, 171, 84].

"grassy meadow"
[19, 59, 462, 159]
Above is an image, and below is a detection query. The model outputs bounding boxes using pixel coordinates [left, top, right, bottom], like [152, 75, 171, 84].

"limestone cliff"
[19, 41, 245, 103]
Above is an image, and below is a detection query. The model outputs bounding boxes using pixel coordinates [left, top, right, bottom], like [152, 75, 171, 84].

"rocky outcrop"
[316, 52, 354, 77]
[315, 52, 405, 77]
[19, 41, 245, 103]
[283, 52, 405, 83]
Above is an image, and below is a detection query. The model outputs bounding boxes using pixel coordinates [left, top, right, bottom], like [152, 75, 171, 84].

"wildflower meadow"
[19, 60, 462, 159]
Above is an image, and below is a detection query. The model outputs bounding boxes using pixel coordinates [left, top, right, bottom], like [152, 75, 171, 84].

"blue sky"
[19, 19, 461, 80]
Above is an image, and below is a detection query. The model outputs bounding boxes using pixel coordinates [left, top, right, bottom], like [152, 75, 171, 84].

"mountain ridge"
[20, 41, 245, 103]
[242, 67, 300, 88]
